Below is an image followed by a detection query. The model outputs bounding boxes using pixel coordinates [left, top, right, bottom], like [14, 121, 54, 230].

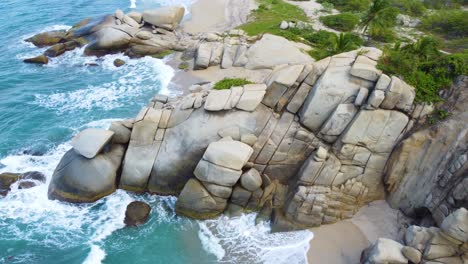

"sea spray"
[198, 214, 314, 264]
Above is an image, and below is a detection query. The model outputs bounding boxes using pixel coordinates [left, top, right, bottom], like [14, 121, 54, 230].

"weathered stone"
[202, 181, 233, 199]
[240, 168, 262, 191]
[361, 238, 408, 264]
[176, 179, 227, 219]
[236, 88, 266, 112]
[218, 126, 241, 141]
[375, 74, 391, 90]
[231, 185, 252, 207]
[241, 133, 257, 146]
[194, 159, 242, 187]
[23, 55, 49, 64]
[48, 144, 125, 203]
[401, 246, 422, 264]
[368, 90, 385, 108]
[127, 11, 143, 23]
[441, 208, 468, 243]
[109, 121, 131, 144]
[233, 44, 249, 67]
[340, 109, 408, 153]
[245, 34, 313, 70]
[355, 87, 369, 106]
[142, 6, 185, 30]
[263, 65, 304, 108]
[71, 128, 114, 159]
[221, 44, 237, 69]
[204, 89, 231, 111]
[350, 55, 382, 81]
[318, 104, 357, 143]
[135, 31, 153, 40]
[195, 42, 213, 70]
[124, 201, 151, 227]
[25, 30, 66, 47]
[203, 140, 253, 170]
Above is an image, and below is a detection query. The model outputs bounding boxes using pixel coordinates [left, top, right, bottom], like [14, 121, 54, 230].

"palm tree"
[360, 0, 398, 34]
[329, 33, 362, 54]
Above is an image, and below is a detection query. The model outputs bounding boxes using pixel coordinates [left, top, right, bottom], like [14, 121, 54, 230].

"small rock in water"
[113, 58, 125, 67]
[23, 55, 49, 64]
[21, 171, 46, 183]
[84, 62, 99, 67]
[124, 201, 151, 227]
[18, 180, 37, 189]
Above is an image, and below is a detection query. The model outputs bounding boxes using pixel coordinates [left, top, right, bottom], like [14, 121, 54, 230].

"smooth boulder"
[23, 55, 49, 64]
[142, 6, 185, 31]
[48, 144, 125, 203]
[124, 201, 151, 227]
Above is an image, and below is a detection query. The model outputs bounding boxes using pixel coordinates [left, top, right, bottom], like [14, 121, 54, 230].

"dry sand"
[182, 0, 257, 34]
[308, 200, 409, 264]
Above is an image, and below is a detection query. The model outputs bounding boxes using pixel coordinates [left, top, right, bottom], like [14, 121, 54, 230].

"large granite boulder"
[361, 238, 408, 264]
[440, 208, 468, 243]
[25, 30, 66, 47]
[142, 6, 185, 31]
[245, 34, 313, 70]
[175, 178, 227, 219]
[48, 144, 125, 203]
[147, 105, 272, 195]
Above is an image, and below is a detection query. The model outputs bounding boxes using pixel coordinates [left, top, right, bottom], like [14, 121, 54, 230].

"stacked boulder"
[48, 128, 125, 203]
[23, 6, 188, 62]
[194, 33, 313, 70]
[361, 208, 468, 264]
[175, 138, 254, 219]
[204, 84, 267, 112]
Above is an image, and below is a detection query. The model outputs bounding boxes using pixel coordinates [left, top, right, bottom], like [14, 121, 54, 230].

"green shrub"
[377, 37, 468, 102]
[420, 9, 468, 39]
[368, 24, 396, 42]
[320, 13, 360, 31]
[308, 32, 364, 59]
[240, 0, 308, 36]
[321, 2, 335, 13]
[213, 78, 254, 90]
[391, 0, 426, 17]
[423, 0, 465, 9]
[317, 0, 371, 12]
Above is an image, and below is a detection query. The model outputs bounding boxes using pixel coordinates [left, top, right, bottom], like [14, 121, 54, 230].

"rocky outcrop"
[385, 76, 467, 224]
[124, 201, 151, 227]
[361, 208, 468, 264]
[0, 171, 46, 196]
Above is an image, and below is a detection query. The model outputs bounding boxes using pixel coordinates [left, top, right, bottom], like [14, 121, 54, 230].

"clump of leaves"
[213, 78, 254, 90]
[320, 13, 360, 31]
[377, 37, 468, 103]
[308, 32, 364, 59]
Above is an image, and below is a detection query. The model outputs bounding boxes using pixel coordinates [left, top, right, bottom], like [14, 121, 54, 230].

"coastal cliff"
[4, 2, 466, 264]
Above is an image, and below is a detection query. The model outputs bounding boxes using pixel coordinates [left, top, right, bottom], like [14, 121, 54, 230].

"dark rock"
[25, 30, 66, 47]
[113, 59, 125, 67]
[84, 62, 99, 67]
[124, 201, 151, 227]
[0, 172, 21, 196]
[21, 171, 46, 183]
[24, 55, 49, 64]
[44, 43, 66, 57]
[18, 180, 38, 189]
[125, 44, 165, 58]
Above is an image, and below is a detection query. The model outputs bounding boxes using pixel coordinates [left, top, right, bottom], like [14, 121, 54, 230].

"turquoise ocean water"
[0, 0, 312, 263]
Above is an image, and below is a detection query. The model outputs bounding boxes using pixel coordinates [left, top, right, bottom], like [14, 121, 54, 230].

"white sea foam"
[198, 214, 314, 264]
[83, 245, 106, 264]
[34, 53, 175, 112]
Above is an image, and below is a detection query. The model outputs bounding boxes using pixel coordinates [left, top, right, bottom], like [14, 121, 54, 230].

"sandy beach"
[308, 200, 409, 264]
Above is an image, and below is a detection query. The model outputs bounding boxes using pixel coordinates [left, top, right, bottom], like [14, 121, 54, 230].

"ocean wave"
[198, 214, 313, 264]
[33, 54, 174, 112]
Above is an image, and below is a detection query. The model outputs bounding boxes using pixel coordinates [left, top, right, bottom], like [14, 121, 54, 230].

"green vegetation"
[213, 78, 254, 90]
[151, 50, 174, 59]
[391, 0, 426, 17]
[423, 0, 465, 9]
[178, 62, 189, 70]
[319, 13, 360, 31]
[308, 32, 364, 59]
[420, 9, 468, 39]
[239, 0, 308, 36]
[317, 0, 371, 12]
[378, 37, 468, 103]
[360, 0, 399, 34]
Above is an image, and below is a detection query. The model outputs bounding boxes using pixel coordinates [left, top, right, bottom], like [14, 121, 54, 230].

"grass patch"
[377, 37, 468, 103]
[317, 0, 371, 12]
[239, 0, 308, 36]
[151, 50, 173, 59]
[320, 13, 360, 31]
[178, 62, 189, 70]
[213, 78, 254, 90]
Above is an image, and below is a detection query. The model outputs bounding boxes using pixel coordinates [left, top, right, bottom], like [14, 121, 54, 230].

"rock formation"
[20, 5, 466, 264]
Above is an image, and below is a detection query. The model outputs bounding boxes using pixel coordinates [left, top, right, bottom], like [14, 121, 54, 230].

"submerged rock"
[124, 201, 151, 227]
[113, 58, 125, 67]
[23, 55, 49, 64]
[0, 171, 46, 196]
